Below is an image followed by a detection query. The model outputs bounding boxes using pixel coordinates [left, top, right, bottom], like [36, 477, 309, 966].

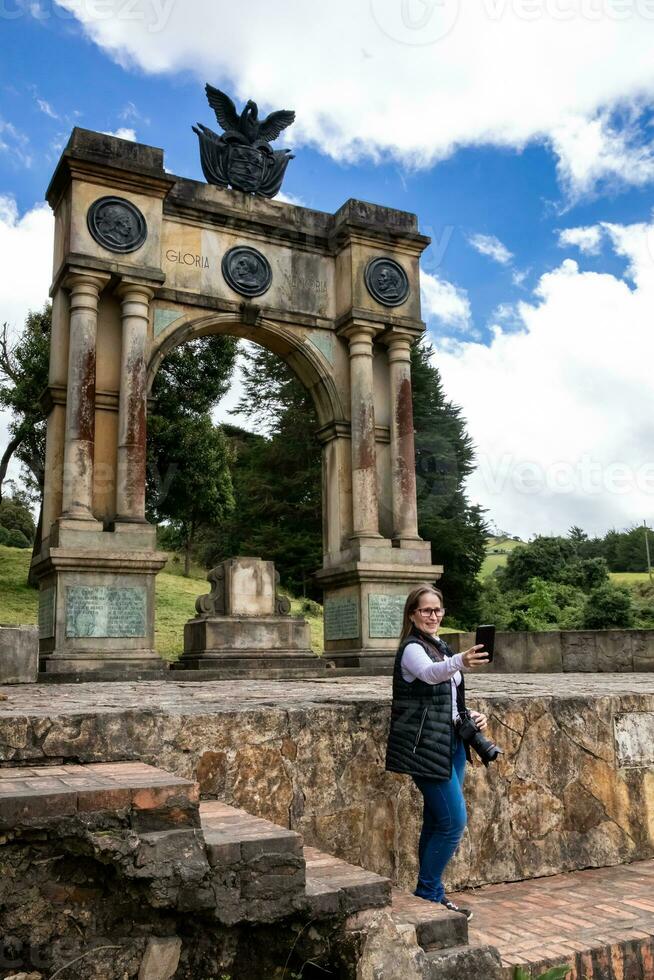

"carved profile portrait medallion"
[222, 246, 272, 298]
[87, 196, 147, 254]
[364, 257, 410, 307]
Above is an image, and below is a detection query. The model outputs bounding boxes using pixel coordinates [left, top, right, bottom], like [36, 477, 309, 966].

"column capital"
[63, 269, 111, 296]
[336, 318, 383, 345]
[115, 279, 155, 303]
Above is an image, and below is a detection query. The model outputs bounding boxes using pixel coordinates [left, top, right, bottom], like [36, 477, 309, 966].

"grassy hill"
[480, 535, 526, 579]
[0, 545, 324, 660]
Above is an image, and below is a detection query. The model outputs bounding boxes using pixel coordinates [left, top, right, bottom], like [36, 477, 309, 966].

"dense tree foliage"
[0, 309, 50, 503]
[207, 348, 323, 597]
[147, 335, 238, 574]
[483, 529, 644, 630]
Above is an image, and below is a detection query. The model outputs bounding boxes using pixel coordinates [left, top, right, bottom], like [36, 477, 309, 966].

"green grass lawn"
[479, 537, 526, 579]
[610, 571, 654, 585]
[0, 545, 325, 660]
[0, 545, 37, 626]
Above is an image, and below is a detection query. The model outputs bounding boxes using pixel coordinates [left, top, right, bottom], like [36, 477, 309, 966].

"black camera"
[456, 710, 502, 767]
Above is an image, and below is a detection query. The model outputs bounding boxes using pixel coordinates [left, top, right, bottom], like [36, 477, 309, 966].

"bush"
[0, 527, 31, 548]
[582, 583, 635, 629]
[0, 498, 35, 543]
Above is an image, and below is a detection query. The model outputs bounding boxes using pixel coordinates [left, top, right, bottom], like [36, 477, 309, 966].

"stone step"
[389, 888, 468, 952]
[0, 761, 198, 829]
[200, 800, 306, 924]
[424, 943, 504, 979]
[303, 845, 392, 917]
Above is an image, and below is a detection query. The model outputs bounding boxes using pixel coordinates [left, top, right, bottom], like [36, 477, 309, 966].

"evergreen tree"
[411, 338, 488, 627]
[0, 308, 50, 502]
[146, 335, 238, 575]
[221, 347, 323, 597]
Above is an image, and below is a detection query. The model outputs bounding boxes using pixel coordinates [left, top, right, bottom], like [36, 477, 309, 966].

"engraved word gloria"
[165, 249, 210, 268]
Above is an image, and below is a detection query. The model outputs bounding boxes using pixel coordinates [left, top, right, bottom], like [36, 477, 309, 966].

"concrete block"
[596, 630, 633, 672]
[525, 631, 563, 672]
[562, 631, 598, 671]
[0, 626, 38, 684]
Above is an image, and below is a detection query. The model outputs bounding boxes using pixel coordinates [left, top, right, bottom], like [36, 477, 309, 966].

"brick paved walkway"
[451, 860, 654, 978]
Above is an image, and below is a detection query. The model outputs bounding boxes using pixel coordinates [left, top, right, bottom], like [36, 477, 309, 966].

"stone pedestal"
[315, 542, 442, 670]
[175, 557, 317, 673]
[34, 522, 167, 677]
[0, 626, 38, 684]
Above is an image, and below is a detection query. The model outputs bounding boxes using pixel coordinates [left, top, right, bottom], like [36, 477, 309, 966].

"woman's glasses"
[416, 607, 445, 618]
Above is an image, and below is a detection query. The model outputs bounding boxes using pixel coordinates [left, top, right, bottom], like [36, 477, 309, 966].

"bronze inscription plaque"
[324, 597, 360, 641]
[65, 586, 147, 638]
[368, 594, 405, 638]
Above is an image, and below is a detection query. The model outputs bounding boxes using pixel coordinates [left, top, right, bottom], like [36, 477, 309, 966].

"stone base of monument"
[34, 521, 168, 680]
[175, 615, 320, 673]
[173, 557, 323, 677]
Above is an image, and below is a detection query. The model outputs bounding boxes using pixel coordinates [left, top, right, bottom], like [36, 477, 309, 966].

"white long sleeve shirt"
[400, 640, 465, 722]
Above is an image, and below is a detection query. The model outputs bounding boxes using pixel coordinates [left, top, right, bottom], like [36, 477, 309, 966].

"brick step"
[303, 845, 392, 916]
[389, 888, 468, 952]
[451, 860, 654, 979]
[0, 761, 198, 828]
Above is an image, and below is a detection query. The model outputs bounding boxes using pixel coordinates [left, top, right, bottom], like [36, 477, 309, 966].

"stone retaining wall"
[447, 628, 654, 672]
[1, 677, 653, 896]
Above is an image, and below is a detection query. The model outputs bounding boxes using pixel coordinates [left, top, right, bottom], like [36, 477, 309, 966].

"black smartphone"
[475, 624, 495, 663]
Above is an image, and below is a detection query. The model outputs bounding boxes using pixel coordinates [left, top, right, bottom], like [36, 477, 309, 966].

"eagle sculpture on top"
[193, 84, 296, 198]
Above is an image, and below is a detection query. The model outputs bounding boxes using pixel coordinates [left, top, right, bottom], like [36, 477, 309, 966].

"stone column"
[61, 271, 109, 520]
[386, 330, 420, 540]
[115, 282, 153, 523]
[342, 324, 381, 538]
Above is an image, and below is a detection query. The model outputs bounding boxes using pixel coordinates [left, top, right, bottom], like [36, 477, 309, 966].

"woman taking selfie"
[385, 584, 490, 919]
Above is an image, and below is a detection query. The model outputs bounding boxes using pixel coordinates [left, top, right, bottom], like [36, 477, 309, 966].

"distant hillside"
[480, 535, 526, 579]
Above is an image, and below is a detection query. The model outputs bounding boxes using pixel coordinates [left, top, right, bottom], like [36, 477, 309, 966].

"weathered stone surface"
[350, 910, 428, 979]
[138, 936, 182, 980]
[2, 676, 654, 894]
[0, 626, 38, 684]
[448, 628, 651, 672]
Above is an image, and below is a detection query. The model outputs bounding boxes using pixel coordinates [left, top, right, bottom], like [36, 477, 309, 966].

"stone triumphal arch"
[36, 128, 441, 676]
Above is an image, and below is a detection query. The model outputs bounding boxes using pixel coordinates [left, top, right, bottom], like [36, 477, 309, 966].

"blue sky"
[3, 1, 654, 537]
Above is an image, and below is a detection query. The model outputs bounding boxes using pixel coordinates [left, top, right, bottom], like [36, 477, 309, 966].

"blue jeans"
[413, 736, 467, 902]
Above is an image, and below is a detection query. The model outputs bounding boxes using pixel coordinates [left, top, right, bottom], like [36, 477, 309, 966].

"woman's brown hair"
[400, 584, 444, 641]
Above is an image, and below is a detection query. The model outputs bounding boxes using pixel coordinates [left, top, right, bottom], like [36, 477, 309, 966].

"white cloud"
[436, 223, 654, 538]
[53, 0, 654, 197]
[36, 98, 58, 120]
[468, 233, 513, 265]
[551, 108, 654, 200]
[558, 224, 604, 254]
[0, 196, 53, 333]
[0, 119, 32, 167]
[102, 127, 137, 142]
[421, 271, 472, 332]
[0, 197, 54, 486]
[275, 190, 306, 207]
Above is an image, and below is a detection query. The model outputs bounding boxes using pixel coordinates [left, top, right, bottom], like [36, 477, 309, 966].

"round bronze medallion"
[364, 257, 410, 307]
[222, 246, 272, 298]
[87, 196, 147, 254]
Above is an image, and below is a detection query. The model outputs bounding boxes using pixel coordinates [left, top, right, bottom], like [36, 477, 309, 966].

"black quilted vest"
[385, 627, 467, 781]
